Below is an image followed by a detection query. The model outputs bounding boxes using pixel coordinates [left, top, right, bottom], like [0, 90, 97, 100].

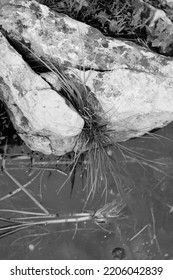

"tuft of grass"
[3, 36, 125, 201]
[5, 28, 170, 204]
[2, 1, 172, 203]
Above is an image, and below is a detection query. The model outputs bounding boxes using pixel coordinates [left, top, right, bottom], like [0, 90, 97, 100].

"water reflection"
[0, 122, 173, 259]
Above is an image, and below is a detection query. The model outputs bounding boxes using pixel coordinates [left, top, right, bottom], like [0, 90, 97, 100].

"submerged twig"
[0, 199, 126, 238]
[0, 170, 42, 201]
[150, 205, 162, 255]
[1, 143, 49, 215]
[129, 224, 150, 242]
[0, 153, 68, 174]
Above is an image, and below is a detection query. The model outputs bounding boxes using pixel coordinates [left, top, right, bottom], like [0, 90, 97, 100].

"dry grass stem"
[150, 206, 162, 255]
[129, 224, 150, 241]
[0, 200, 125, 238]
[1, 144, 49, 215]
[0, 170, 42, 201]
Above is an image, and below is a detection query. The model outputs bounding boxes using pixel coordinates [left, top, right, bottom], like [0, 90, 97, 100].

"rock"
[0, 32, 84, 155]
[36, 0, 173, 56]
[1, 0, 173, 150]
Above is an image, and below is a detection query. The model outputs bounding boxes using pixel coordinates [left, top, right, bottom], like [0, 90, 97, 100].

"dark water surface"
[0, 122, 173, 260]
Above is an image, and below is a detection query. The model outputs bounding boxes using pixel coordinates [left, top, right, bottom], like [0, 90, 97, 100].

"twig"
[129, 224, 149, 241]
[0, 199, 126, 239]
[72, 222, 78, 240]
[0, 209, 50, 216]
[1, 144, 49, 215]
[150, 206, 162, 256]
[0, 170, 42, 201]
[1, 213, 93, 228]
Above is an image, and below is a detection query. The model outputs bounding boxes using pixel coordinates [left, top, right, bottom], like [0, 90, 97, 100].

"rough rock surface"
[37, 0, 173, 56]
[0, 32, 84, 155]
[1, 0, 173, 152]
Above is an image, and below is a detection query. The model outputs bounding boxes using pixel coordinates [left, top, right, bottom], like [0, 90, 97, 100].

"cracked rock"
[0, 32, 84, 155]
[1, 0, 173, 152]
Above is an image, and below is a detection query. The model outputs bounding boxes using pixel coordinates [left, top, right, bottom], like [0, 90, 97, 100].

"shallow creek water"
[0, 122, 173, 260]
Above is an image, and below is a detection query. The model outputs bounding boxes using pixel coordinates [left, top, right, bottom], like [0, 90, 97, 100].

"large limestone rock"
[0, 32, 84, 155]
[37, 0, 173, 56]
[1, 0, 173, 153]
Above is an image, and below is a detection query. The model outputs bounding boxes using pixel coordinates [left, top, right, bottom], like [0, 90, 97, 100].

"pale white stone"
[1, 0, 173, 152]
[0, 33, 84, 155]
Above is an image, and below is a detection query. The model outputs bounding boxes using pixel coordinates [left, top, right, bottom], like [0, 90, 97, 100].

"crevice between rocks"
[0, 29, 110, 127]
[0, 28, 111, 76]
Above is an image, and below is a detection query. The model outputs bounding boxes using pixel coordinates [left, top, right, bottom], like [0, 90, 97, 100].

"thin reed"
[0, 199, 126, 239]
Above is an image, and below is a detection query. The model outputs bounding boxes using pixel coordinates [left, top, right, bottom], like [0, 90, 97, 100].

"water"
[0, 122, 173, 260]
